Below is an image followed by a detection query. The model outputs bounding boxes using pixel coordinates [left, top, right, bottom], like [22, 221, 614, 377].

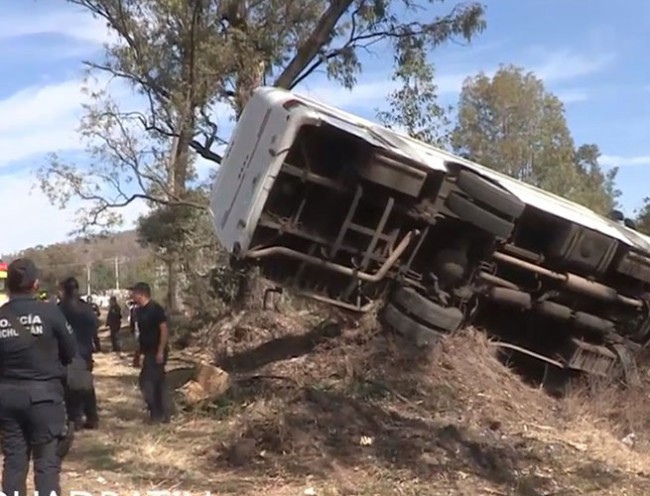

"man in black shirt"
[129, 282, 172, 424]
[0, 258, 78, 496]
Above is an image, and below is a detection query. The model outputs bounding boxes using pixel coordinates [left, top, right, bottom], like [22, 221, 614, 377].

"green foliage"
[374, 2, 486, 147]
[137, 186, 216, 257]
[376, 41, 453, 147]
[182, 256, 242, 321]
[136, 186, 238, 312]
[136, 201, 241, 316]
[451, 65, 619, 213]
[91, 260, 114, 291]
[572, 144, 620, 215]
[39, 0, 487, 230]
[635, 200, 650, 235]
[122, 256, 160, 288]
[12, 231, 156, 293]
[452, 65, 576, 190]
[35, 0, 486, 309]
[138, 206, 204, 258]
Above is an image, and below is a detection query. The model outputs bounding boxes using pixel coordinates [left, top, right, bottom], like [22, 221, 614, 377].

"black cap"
[7, 258, 39, 292]
[128, 282, 151, 294]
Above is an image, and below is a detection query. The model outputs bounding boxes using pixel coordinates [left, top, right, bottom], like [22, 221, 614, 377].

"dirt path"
[58, 348, 312, 495]
[61, 351, 234, 494]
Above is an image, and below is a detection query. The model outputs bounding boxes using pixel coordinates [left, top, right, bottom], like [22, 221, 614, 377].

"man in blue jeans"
[129, 282, 172, 424]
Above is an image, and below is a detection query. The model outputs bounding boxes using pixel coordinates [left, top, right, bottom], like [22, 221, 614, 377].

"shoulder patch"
[66, 322, 74, 334]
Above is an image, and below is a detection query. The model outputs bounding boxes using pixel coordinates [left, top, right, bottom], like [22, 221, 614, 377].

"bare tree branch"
[290, 9, 477, 89]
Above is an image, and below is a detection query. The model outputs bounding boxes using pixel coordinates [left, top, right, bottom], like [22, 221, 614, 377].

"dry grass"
[18, 321, 650, 496]
[559, 370, 650, 474]
[53, 331, 319, 495]
[207, 315, 650, 495]
[63, 352, 224, 492]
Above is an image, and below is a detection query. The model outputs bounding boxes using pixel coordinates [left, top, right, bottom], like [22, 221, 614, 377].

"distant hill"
[13, 230, 148, 263]
[8, 230, 156, 293]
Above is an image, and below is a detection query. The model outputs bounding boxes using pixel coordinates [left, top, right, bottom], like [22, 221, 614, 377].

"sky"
[0, 0, 649, 254]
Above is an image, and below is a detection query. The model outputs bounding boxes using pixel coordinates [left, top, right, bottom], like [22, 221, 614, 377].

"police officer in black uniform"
[59, 277, 101, 429]
[0, 258, 77, 496]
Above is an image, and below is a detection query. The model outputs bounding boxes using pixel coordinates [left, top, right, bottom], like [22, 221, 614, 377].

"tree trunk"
[229, 60, 268, 310]
[232, 264, 269, 311]
[166, 257, 180, 313]
[172, 124, 194, 197]
[165, 120, 195, 313]
[273, 0, 355, 89]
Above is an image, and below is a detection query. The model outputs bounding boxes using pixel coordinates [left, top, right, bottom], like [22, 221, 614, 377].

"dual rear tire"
[381, 286, 464, 347]
[382, 170, 524, 345]
[446, 170, 525, 239]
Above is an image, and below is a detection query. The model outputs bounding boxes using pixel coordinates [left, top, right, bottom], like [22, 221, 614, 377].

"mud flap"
[611, 343, 641, 388]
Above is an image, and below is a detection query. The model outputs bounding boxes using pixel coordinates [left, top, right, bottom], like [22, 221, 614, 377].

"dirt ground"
[34, 316, 650, 495]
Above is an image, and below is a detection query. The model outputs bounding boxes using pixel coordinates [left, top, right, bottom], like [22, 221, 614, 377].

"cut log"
[194, 362, 231, 400]
[179, 380, 209, 406]
[176, 362, 231, 407]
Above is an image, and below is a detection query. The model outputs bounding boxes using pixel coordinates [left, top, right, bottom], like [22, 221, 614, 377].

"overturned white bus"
[209, 86, 650, 385]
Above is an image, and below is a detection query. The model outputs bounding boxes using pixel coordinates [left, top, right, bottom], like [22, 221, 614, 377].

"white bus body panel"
[209, 86, 650, 255]
[209, 89, 297, 253]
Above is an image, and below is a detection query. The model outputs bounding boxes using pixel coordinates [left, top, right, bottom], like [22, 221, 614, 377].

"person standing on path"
[106, 296, 123, 353]
[130, 282, 172, 424]
[127, 299, 138, 339]
[0, 258, 78, 496]
[58, 277, 101, 430]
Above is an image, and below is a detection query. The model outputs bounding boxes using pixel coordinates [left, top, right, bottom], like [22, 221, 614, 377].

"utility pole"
[86, 263, 91, 296]
[114, 256, 120, 290]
